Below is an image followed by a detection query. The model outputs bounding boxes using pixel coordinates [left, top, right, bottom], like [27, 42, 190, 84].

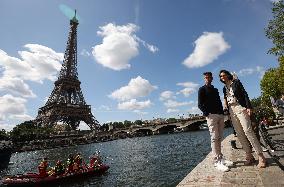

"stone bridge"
[112, 117, 207, 136]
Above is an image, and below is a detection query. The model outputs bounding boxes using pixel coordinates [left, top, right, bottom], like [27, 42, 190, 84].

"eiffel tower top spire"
[57, 10, 79, 80]
[71, 9, 78, 23]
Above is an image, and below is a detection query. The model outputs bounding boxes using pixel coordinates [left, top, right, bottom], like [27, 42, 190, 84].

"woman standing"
[219, 70, 266, 168]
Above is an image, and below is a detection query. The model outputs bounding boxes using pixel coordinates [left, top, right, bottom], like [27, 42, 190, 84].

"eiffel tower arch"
[35, 11, 99, 130]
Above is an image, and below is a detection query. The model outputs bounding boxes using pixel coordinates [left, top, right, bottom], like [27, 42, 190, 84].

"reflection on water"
[0, 128, 232, 187]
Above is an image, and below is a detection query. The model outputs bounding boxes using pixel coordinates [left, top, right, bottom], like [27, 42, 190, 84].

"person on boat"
[38, 157, 49, 177]
[65, 154, 74, 174]
[90, 151, 102, 169]
[54, 160, 65, 176]
[74, 153, 83, 171]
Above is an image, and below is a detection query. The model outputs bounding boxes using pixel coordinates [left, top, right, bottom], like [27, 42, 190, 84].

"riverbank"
[177, 134, 284, 186]
[11, 125, 216, 153]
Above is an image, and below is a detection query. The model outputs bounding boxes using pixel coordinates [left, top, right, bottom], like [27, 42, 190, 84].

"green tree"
[278, 57, 284, 92]
[124, 120, 132, 127]
[0, 129, 8, 140]
[118, 122, 124, 128]
[112, 121, 125, 129]
[260, 68, 281, 105]
[251, 97, 261, 108]
[10, 121, 54, 142]
[10, 121, 37, 142]
[100, 123, 109, 131]
[265, 0, 284, 57]
[134, 120, 143, 126]
[251, 97, 275, 122]
[260, 0, 284, 106]
[166, 118, 177, 123]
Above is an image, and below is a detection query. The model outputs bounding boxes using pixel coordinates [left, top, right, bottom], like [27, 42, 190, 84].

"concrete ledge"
[177, 134, 284, 187]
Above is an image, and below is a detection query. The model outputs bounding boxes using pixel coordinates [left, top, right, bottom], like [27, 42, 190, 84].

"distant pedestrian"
[275, 94, 284, 116]
[198, 72, 233, 172]
[219, 70, 266, 168]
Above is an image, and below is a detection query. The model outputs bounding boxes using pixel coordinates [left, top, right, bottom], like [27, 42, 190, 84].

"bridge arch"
[180, 119, 207, 131]
[154, 124, 178, 134]
[132, 129, 153, 136]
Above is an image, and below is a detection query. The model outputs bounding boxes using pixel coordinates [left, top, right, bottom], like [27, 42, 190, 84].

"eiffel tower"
[36, 11, 99, 130]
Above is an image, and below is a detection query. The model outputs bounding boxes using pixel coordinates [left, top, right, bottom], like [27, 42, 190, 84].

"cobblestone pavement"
[177, 134, 284, 187]
[263, 124, 284, 169]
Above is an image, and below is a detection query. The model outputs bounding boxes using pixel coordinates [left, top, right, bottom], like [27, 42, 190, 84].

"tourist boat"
[2, 164, 109, 186]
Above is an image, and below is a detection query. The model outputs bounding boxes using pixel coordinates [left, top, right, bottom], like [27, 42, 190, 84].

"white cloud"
[133, 110, 148, 115]
[176, 81, 199, 97]
[92, 23, 139, 70]
[12, 114, 33, 121]
[99, 105, 111, 111]
[187, 106, 202, 115]
[135, 37, 159, 53]
[43, 96, 49, 103]
[80, 49, 91, 57]
[0, 77, 36, 98]
[177, 82, 199, 88]
[270, 0, 281, 2]
[0, 94, 28, 121]
[0, 123, 16, 131]
[160, 91, 175, 101]
[177, 88, 196, 97]
[164, 99, 193, 108]
[118, 99, 152, 110]
[0, 44, 63, 83]
[110, 76, 157, 101]
[92, 23, 158, 70]
[183, 32, 230, 68]
[238, 66, 265, 78]
[167, 108, 179, 113]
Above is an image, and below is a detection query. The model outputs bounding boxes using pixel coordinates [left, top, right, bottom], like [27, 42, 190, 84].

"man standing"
[198, 72, 232, 172]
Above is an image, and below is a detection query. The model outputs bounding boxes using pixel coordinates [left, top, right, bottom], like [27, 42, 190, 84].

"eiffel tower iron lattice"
[35, 11, 99, 130]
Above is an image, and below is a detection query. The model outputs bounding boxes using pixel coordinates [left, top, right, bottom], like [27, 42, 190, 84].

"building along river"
[0, 128, 233, 187]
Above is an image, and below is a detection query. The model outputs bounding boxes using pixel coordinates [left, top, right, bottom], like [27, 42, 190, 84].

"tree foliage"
[0, 129, 9, 140]
[10, 121, 54, 142]
[260, 68, 281, 105]
[134, 120, 143, 126]
[261, 0, 284, 111]
[123, 120, 132, 128]
[265, 0, 284, 57]
[166, 118, 177, 123]
[251, 97, 275, 123]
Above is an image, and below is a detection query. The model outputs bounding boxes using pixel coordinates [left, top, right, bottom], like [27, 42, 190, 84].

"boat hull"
[2, 164, 109, 186]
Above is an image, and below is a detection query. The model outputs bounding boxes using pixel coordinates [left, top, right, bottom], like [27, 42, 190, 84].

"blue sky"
[0, 0, 280, 130]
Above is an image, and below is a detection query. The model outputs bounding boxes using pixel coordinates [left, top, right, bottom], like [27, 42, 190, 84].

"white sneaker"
[214, 161, 230, 172]
[220, 158, 234, 167]
[261, 146, 268, 152]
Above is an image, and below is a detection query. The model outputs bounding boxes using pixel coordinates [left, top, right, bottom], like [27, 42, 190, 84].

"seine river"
[0, 128, 232, 187]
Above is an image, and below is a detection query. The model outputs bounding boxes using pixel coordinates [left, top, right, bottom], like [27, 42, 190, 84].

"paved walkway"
[177, 134, 284, 187]
[263, 124, 284, 169]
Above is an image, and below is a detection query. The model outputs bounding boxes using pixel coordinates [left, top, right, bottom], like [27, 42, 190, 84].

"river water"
[0, 128, 232, 187]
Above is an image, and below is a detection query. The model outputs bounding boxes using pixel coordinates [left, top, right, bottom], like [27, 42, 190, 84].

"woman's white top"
[225, 82, 238, 105]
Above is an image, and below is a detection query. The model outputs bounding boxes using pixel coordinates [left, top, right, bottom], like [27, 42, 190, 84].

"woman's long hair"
[219, 69, 233, 83]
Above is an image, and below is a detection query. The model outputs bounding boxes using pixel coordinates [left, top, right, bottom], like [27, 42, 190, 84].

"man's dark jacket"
[198, 85, 224, 116]
[222, 79, 252, 109]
